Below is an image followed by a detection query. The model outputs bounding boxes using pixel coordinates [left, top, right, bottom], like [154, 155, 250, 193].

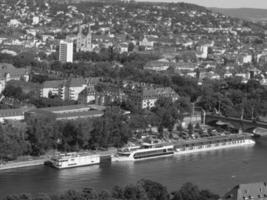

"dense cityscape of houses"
[0, 0, 267, 199]
[0, 0, 266, 123]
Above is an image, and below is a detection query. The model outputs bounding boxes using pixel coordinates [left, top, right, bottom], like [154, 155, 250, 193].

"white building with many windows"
[41, 78, 87, 101]
[59, 40, 73, 63]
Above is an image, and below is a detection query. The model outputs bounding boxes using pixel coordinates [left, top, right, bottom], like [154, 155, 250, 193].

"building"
[41, 78, 87, 101]
[76, 24, 92, 52]
[59, 40, 73, 63]
[40, 80, 65, 99]
[238, 53, 253, 65]
[196, 45, 209, 59]
[78, 85, 96, 104]
[95, 85, 126, 106]
[8, 19, 21, 27]
[68, 78, 87, 101]
[128, 86, 179, 109]
[25, 104, 105, 121]
[118, 43, 129, 53]
[222, 182, 267, 200]
[0, 63, 30, 93]
[0, 107, 34, 123]
[144, 59, 170, 72]
[174, 62, 197, 72]
[0, 63, 30, 82]
[32, 16, 40, 25]
[139, 35, 158, 50]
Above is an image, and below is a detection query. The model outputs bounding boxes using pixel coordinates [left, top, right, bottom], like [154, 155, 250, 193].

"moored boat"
[48, 152, 100, 169]
[174, 134, 255, 155]
[113, 142, 175, 162]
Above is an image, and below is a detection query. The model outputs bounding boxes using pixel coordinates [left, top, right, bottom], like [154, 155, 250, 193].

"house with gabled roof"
[68, 77, 87, 101]
[144, 58, 171, 72]
[128, 85, 179, 109]
[222, 182, 267, 200]
[0, 63, 30, 82]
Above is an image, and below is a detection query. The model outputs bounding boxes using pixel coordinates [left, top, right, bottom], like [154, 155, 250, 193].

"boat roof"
[177, 134, 251, 146]
[54, 152, 100, 158]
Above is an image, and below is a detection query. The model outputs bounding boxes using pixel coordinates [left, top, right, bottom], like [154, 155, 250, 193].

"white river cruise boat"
[49, 152, 100, 169]
[175, 134, 255, 154]
[113, 135, 255, 162]
[113, 143, 175, 161]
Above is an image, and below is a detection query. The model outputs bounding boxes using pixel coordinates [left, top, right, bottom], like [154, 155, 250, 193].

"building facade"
[41, 78, 87, 101]
[223, 182, 267, 200]
[68, 78, 87, 101]
[0, 63, 30, 94]
[127, 86, 179, 109]
[59, 40, 73, 63]
[76, 24, 92, 52]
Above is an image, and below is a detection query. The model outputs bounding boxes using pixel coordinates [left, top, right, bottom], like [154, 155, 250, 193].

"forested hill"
[210, 8, 267, 22]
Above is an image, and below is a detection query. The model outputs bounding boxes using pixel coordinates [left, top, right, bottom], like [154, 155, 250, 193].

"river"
[0, 138, 267, 198]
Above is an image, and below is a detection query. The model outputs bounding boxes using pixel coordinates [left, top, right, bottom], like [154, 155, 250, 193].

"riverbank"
[0, 135, 254, 171]
[0, 138, 261, 197]
[0, 148, 118, 171]
[0, 157, 48, 171]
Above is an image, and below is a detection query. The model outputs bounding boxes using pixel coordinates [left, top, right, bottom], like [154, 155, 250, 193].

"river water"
[0, 138, 267, 198]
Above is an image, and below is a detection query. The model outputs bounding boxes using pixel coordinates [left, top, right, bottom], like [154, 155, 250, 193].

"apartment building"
[127, 86, 179, 109]
[59, 40, 73, 63]
[41, 78, 86, 101]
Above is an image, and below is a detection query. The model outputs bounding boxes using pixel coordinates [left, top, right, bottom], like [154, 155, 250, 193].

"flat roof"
[0, 107, 32, 117]
[55, 110, 104, 120]
[40, 104, 105, 112]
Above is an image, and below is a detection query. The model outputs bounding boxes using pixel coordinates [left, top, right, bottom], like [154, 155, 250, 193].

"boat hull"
[52, 162, 99, 169]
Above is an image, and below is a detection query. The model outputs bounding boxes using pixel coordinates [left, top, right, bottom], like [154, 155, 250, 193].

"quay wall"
[0, 159, 47, 171]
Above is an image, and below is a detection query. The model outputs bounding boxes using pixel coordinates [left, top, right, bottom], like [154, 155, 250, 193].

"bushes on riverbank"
[3, 179, 219, 200]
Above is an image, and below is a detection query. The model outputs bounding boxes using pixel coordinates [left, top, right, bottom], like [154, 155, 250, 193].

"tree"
[59, 120, 92, 152]
[82, 188, 98, 200]
[26, 112, 59, 156]
[172, 183, 201, 200]
[152, 97, 179, 131]
[0, 124, 29, 161]
[89, 107, 132, 148]
[187, 123, 194, 135]
[14, 52, 35, 68]
[112, 186, 124, 199]
[128, 42, 135, 52]
[138, 179, 169, 200]
[2, 84, 25, 100]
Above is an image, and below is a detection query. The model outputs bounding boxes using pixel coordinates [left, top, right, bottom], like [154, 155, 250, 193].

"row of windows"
[133, 149, 173, 158]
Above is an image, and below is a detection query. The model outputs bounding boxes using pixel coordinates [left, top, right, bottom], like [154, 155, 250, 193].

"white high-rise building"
[59, 40, 73, 63]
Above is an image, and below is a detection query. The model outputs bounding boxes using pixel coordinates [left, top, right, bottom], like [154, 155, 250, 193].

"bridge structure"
[205, 114, 267, 135]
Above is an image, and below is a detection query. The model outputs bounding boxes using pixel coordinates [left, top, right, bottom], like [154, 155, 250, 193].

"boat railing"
[52, 151, 99, 159]
[175, 134, 251, 148]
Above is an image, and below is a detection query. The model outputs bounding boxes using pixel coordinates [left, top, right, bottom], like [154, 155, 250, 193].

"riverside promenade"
[0, 148, 117, 171]
[0, 157, 48, 171]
